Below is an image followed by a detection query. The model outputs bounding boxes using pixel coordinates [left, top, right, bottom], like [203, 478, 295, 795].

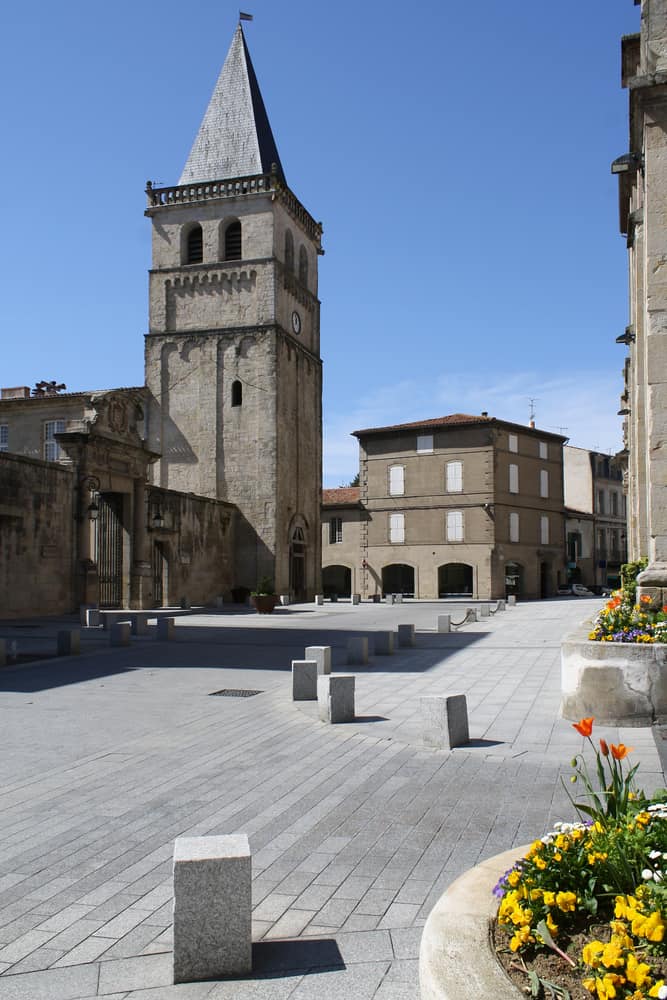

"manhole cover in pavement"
[209, 689, 263, 698]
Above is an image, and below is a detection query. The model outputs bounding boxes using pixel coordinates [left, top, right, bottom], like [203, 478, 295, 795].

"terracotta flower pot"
[251, 595, 279, 614]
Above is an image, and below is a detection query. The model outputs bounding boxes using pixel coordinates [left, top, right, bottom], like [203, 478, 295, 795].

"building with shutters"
[322, 414, 567, 601]
[0, 23, 323, 615]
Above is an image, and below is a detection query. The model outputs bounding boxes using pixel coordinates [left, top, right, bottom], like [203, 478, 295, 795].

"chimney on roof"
[481, 411, 488, 417]
[529, 419, 536, 429]
[1, 386, 31, 400]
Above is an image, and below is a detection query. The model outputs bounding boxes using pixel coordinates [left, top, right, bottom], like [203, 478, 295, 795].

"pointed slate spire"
[178, 25, 285, 186]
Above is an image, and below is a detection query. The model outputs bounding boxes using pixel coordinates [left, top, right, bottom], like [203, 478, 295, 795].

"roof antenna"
[528, 397, 538, 429]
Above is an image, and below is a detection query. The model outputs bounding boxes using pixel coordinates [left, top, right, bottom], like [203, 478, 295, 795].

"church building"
[0, 24, 323, 615]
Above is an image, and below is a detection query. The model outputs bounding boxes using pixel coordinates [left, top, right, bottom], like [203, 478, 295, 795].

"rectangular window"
[598, 528, 607, 557]
[597, 489, 605, 514]
[446, 460, 463, 492]
[509, 433, 518, 453]
[540, 469, 549, 498]
[539, 441, 548, 460]
[509, 511, 520, 543]
[611, 491, 618, 516]
[540, 515, 549, 545]
[329, 517, 343, 544]
[446, 510, 464, 542]
[44, 420, 65, 462]
[417, 434, 433, 454]
[0, 425, 7, 452]
[388, 464, 405, 496]
[567, 531, 581, 561]
[509, 463, 519, 494]
[389, 513, 405, 544]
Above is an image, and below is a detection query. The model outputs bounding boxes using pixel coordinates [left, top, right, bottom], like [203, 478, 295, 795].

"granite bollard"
[479, 604, 490, 617]
[215, 595, 224, 609]
[374, 631, 394, 655]
[85, 608, 100, 627]
[292, 660, 318, 700]
[315, 594, 324, 606]
[173, 835, 251, 983]
[507, 595, 517, 606]
[398, 624, 416, 647]
[131, 613, 149, 636]
[318, 674, 355, 723]
[110, 622, 131, 647]
[437, 614, 451, 633]
[180, 596, 189, 609]
[385, 593, 395, 605]
[352, 593, 361, 605]
[395, 593, 403, 604]
[305, 645, 331, 675]
[57, 630, 80, 656]
[157, 617, 176, 641]
[347, 636, 369, 665]
[421, 694, 469, 750]
[496, 599, 506, 611]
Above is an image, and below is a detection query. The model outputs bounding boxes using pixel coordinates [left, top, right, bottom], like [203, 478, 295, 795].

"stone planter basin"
[419, 845, 527, 1000]
[251, 595, 279, 614]
[561, 621, 667, 725]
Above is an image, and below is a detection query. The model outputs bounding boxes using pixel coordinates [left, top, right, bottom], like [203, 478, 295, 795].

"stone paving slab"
[0, 598, 663, 998]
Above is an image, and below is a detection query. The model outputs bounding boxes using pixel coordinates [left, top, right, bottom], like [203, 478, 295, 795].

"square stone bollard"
[385, 593, 395, 605]
[315, 594, 324, 606]
[0, 639, 7, 667]
[421, 694, 469, 751]
[85, 608, 100, 627]
[131, 614, 149, 636]
[397, 624, 416, 647]
[347, 636, 369, 665]
[110, 622, 131, 647]
[395, 594, 403, 604]
[57, 630, 80, 656]
[279, 594, 290, 606]
[215, 595, 224, 609]
[474, 608, 483, 621]
[507, 595, 517, 606]
[157, 617, 176, 641]
[292, 660, 318, 700]
[173, 835, 251, 983]
[180, 597, 189, 609]
[374, 631, 394, 655]
[479, 604, 490, 617]
[318, 674, 355, 723]
[496, 599, 506, 611]
[305, 645, 331, 675]
[437, 614, 451, 633]
[351, 593, 361, 605]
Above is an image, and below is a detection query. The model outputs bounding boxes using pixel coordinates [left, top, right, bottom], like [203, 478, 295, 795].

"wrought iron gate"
[97, 493, 123, 608]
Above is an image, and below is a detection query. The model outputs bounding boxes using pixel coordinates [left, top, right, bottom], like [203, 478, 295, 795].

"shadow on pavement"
[252, 937, 344, 975]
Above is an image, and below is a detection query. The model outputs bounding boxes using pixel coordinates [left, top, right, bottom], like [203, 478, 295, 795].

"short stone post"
[385, 593, 395, 605]
[215, 595, 224, 609]
[85, 608, 100, 627]
[347, 636, 369, 665]
[292, 660, 318, 701]
[421, 694, 469, 751]
[479, 604, 490, 617]
[157, 617, 176, 641]
[315, 594, 324, 606]
[397, 624, 416, 647]
[507, 595, 517, 606]
[110, 621, 131, 647]
[131, 613, 149, 636]
[279, 594, 290, 606]
[0, 639, 7, 668]
[173, 835, 251, 983]
[437, 614, 451, 633]
[395, 594, 403, 604]
[57, 630, 80, 656]
[374, 631, 394, 655]
[351, 593, 361, 605]
[305, 645, 331, 675]
[496, 599, 506, 612]
[318, 675, 355, 723]
[474, 608, 483, 621]
[180, 596, 189, 609]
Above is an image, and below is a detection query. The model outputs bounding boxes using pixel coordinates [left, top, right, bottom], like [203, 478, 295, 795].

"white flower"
[642, 868, 654, 880]
[650, 850, 662, 859]
[658, 985, 667, 1000]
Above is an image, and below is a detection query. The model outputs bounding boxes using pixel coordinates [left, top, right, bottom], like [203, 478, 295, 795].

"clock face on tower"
[291, 310, 302, 335]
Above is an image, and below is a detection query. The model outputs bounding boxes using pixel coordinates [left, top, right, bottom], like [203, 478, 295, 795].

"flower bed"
[494, 718, 667, 1000]
[589, 592, 667, 645]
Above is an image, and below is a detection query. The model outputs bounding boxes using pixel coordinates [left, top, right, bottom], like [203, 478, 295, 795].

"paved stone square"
[0, 598, 663, 998]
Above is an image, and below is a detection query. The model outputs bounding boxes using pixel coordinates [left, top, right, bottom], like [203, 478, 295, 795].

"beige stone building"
[323, 414, 567, 600]
[563, 446, 627, 591]
[0, 24, 322, 615]
[615, 1, 667, 602]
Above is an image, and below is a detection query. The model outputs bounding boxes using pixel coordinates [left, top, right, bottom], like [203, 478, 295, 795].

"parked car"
[557, 585, 573, 596]
[571, 584, 595, 597]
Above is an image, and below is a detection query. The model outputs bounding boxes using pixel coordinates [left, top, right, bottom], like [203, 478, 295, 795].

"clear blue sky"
[1, 0, 640, 486]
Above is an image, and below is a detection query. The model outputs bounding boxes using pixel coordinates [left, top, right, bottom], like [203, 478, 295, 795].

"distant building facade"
[323, 414, 567, 600]
[615, 2, 667, 603]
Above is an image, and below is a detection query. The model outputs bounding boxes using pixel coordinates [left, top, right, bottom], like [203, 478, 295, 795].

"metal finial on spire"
[239, 11, 253, 21]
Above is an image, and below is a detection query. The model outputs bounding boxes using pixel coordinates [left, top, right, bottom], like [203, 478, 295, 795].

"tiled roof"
[352, 414, 491, 436]
[179, 25, 285, 186]
[322, 487, 360, 505]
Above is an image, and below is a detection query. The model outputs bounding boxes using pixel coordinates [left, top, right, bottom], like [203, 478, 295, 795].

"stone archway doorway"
[289, 524, 307, 602]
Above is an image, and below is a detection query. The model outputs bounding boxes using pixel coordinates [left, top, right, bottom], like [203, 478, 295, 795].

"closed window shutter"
[509, 464, 519, 493]
[446, 461, 463, 492]
[509, 512, 519, 543]
[390, 513, 405, 543]
[446, 511, 463, 542]
[389, 465, 405, 495]
[540, 516, 549, 545]
[540, 469, 549, 498]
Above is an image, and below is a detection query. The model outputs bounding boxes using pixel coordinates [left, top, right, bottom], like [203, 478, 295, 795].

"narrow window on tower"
[285, 229, 294, 272]
[225, 221, 242, 260]
[231, 380, 242, 407]
[186, 224, 203, 264]
[299, 245, 308, 288]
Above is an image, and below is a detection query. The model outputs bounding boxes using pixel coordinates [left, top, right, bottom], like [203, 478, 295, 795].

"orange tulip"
[610, 743, 633, 760]
[599, 739, 609, 756]
[573, 717, 594, 737]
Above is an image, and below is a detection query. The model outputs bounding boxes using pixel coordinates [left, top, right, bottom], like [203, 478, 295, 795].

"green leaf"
[528, 969, 540, 997]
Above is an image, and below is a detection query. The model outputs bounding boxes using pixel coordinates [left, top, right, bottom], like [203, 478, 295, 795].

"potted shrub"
[251, 577, 279, 614]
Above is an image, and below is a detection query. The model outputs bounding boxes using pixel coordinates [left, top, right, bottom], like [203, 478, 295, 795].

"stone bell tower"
[144, 23, 323, 599]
